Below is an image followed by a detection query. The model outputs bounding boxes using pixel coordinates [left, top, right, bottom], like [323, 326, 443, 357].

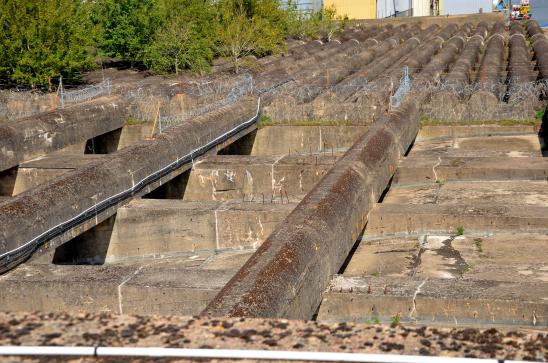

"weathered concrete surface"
[117, 124, 154, 150]
[0, 250, 254, 316]
[11, 154, 107, 196]
[56, 199, 296, 263]
[395, 156, 548, 184]
[251, 125, 367, 156]
[318, 275, 546, 326]
[410, 135, 543, 157]
[203, 95, 422, 319]
[183, 154, 340, 202]
[384, 181, 548, 206]
[366, 179, 548, 236]
[0, 98, 259, 272]
[318, 125, 548, 327]
[365, 202, 548, 237]
[346, 233, 548, 282]
[0, 96, 128, 172]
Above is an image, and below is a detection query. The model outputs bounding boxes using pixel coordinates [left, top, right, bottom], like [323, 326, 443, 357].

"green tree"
[143, 0, 218, 74]
[0, 0, 95, 86]
[91, 0, 159, 65]
[218, 0, 285, 73]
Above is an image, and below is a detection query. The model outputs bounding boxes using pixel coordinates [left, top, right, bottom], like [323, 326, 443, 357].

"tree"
[143, 0, 218, 74]
[143, 13, 215, 74]
[0, 0, 95, 86]
[218, 0, 285, 73]
[91, 0, 159, 65]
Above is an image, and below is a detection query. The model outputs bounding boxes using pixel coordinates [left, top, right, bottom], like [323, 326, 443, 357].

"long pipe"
[0, 346, 529, 363]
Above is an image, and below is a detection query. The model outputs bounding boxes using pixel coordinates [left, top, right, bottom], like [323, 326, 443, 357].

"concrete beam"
[0, 96, 128, 172]
[250, 125, 367, 156]
[183, 154, 340, 202]
[203, 95, 422, 319]
[12, 154, 107, 196]
[0, 98, 259, 274]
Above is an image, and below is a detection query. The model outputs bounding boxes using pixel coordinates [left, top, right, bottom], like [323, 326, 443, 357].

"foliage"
[455, 226, 465, 236]
[390, 313, 401, 328]
[217, 0, 285, 73]
[90, 0, 160, 65]
[474, 238, 484, 253]
[0, 0, 96, 86]
[143, 0, 217, 74]
[0, 0, 348, 84]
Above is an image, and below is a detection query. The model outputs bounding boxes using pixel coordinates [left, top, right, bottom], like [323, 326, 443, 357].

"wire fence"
[0, 78, 112, 120]
[156, 74, 254, 133]
[62, 78, 111, 104]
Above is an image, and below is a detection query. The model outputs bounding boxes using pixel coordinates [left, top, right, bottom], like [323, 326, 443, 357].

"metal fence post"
[59, 76, 64, 109]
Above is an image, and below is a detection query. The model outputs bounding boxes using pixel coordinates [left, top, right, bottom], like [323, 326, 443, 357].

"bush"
[143, 0, 218, 74]
[0, 0, 347, 84]
[0, 0, 96, 86]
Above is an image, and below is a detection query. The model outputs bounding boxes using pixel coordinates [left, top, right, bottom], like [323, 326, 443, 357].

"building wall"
[377, 0, 411, 18]
[412, 0, 431, 16]
[441, 0, 493, 15]
[280, 0, 323, 14]
[324, 0, 376, 19]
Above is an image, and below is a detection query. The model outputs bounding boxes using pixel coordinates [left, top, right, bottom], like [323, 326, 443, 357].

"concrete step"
[384, 180, 548, 206]
[0, 250, 253, 316]
[51, 199, 296, 264]
[365, 202, 548, 236]
[345, 233, 548, 282]
[394, 156, 548, 184]
[410, 135, 543, 158]
[184, 153, 341, 202]
[12, 154, 108, 195]
[251, 125, 366, 156]
[417, 124, 540, 140]
[317, 274, 546, 326]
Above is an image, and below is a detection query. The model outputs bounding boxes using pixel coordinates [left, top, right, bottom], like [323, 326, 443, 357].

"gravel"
[0, 312, 546, 362]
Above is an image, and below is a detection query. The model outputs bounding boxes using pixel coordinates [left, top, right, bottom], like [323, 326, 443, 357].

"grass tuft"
[474, 238, 484, 253]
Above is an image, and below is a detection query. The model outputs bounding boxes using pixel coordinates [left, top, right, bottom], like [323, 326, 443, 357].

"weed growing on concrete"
[259, 115, 272, 127]
[374, 317, 381, 325]
[390, 314, 401, 328]
[474, 238, 484, 253]
[536, 109, 545, 121]
[125, 116, 148, 125]
[455, 226, 465, 236]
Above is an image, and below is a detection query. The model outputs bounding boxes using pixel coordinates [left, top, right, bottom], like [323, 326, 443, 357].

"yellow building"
[324, 0, 377, 19]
